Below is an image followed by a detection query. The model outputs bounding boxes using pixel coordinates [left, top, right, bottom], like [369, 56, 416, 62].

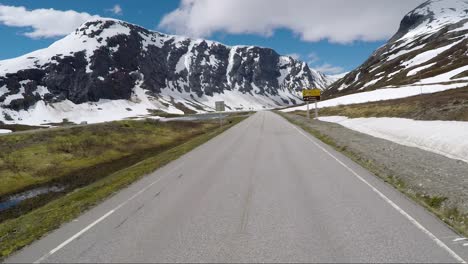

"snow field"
[282, 83, 467, 112]
[318, 116, 468, 164]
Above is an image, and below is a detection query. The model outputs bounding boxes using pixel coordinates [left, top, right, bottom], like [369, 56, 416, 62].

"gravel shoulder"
[282, 112, 468, 235]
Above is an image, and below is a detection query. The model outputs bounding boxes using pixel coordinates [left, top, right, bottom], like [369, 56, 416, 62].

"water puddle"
[0, 185, 65, 212]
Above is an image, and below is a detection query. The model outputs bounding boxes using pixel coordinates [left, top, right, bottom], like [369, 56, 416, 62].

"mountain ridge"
[326, 0, 468, 96]
[0, 18, 330, 125]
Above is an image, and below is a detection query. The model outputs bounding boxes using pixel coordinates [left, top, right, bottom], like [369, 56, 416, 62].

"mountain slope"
[327, 0, 468, 96]
[325, 72, 349, 86]
[0, 18, 329, 125]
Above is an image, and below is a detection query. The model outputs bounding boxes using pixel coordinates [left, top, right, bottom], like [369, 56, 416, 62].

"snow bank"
[0, 129, 12, 134]
[282, 83, 466, 112]
[0, 82, 301, 125]
[319, 116, 468, 163]
[418, 65, 468, 84]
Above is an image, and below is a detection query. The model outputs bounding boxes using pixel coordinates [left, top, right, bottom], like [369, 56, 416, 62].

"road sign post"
[215, 101, 225, 128]
[302, 88, 321, 120]
[315, 99, 318, 119]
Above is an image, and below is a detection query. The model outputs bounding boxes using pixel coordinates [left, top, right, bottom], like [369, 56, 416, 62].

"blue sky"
[0, 0, 423, 74]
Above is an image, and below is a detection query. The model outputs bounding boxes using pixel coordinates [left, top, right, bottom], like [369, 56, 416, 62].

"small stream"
[0, 186, 65, 212]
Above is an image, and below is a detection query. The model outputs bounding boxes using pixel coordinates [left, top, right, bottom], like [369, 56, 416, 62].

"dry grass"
[0, 115, 247, 259]
[299, 87, 468, 121]
[0, 120, 212, 198]
[279, 112, 468, 240]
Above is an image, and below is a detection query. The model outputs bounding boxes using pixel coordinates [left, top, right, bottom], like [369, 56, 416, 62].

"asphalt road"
[6, 111, 468, 263]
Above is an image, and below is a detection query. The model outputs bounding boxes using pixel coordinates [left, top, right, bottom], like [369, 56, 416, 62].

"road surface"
[6, 111, 468, 263]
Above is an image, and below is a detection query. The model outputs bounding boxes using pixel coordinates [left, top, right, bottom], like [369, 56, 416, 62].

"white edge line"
[290, 123, 466, 264]
[32, 115, 254, 263]
[33, 210, 115, 264]
[33, 163, 184, 263]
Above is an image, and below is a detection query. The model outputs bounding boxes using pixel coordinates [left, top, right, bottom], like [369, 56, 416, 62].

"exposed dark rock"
[0, 18, 328, 111]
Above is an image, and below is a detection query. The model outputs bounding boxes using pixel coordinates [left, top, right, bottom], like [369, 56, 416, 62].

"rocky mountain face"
[327, 0, 468, 96]
[0, 18, 329, 124]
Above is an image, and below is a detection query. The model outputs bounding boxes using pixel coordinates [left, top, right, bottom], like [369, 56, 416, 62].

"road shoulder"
[0, 115, 248, 261]
[278, 111, 468, 242]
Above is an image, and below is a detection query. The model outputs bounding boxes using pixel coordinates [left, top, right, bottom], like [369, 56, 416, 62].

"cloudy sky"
[0, 0, 425, 74]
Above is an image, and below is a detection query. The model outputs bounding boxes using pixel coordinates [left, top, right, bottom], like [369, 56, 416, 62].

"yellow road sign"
[302, 88, 321, 101]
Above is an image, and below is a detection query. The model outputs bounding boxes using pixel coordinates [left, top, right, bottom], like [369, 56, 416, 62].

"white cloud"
[307, 53, 319, 64]
[107, 4, 123, 15]
[159, 0, 425, 43]
[0, 5, 99, 38]
[283, 52, 345, 74]
[312, 63, 345, 75]
[285, 53, 300, 60]
[298, 52, 344, 75]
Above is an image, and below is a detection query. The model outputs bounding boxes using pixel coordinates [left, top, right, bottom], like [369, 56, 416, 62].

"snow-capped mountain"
[325, 72, 349, 86]
[0, 18, 329, 125]
[327, 0, 468, 96]
[310, 71, 335, 88]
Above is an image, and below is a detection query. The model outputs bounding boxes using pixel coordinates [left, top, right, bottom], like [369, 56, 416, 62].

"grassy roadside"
[147, 109, 183, 118]
[0, 120, 212, 198]
[293, 87, 468, 121]
[278, 111, 468, 238]
[0, 115, 247, 260]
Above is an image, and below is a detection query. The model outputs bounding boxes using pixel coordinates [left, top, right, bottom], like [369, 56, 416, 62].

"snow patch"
[0, 86, 8, 97]
[319, 116, 468, 164]
[386, 44, 426, 61]
[0, 19, 132, 76]
[402, 39, 463, 69]
[400, 0, 468, 41]
[361, 76, 384, 89]
[175, 54, 186, 73]
[3, 88, 25, 105]
[418, 65, 468, 84]
[407, 62, 437, 76]
[283, 83, 466, 112]
[387, 70, 402, 78]
[226, 47, 237, 86]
